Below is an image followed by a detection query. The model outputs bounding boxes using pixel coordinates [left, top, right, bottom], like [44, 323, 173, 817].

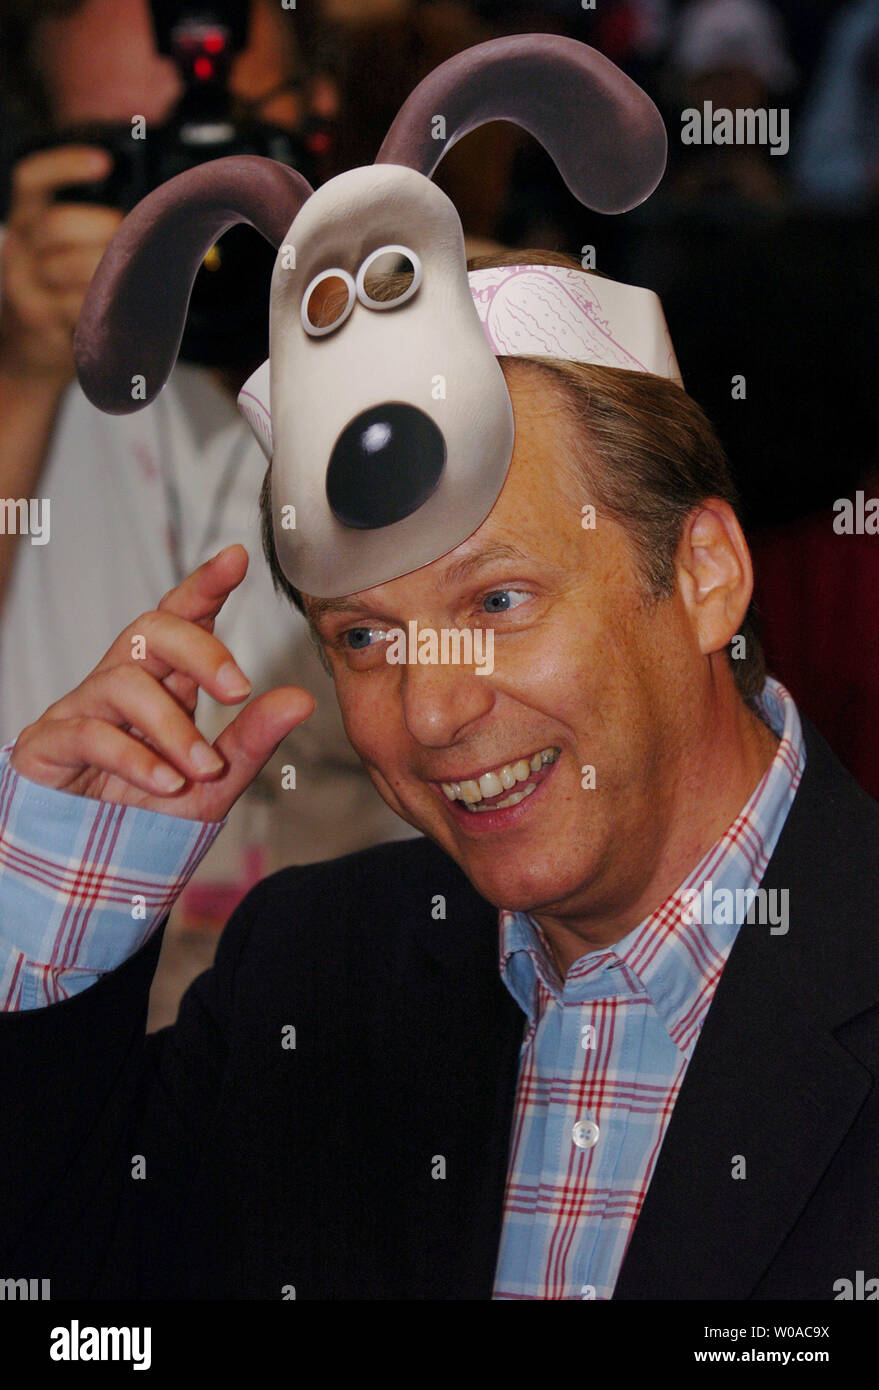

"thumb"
[211, 686, 315, 808]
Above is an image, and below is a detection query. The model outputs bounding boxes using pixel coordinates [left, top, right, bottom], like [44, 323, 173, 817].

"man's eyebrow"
[436, 542, 534, 589]
[306, 543, 533, 624]
[307, 595, 362, 621]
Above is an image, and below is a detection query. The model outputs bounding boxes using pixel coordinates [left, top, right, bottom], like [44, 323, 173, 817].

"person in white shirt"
[0, 0, 415, 1020]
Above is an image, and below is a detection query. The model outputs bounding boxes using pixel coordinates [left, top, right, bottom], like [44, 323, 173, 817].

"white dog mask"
[75, 34, 672, 597]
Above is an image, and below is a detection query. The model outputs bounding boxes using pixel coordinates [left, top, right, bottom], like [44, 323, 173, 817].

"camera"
[23, 0, 331, 372]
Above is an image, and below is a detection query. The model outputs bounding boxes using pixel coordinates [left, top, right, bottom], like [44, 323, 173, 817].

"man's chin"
[398, 800, 589, 913]
[442, 847, 580, 917]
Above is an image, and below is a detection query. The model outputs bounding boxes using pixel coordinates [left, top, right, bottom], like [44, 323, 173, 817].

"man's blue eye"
[346, 627, 375, 649]
[483, 590, 526, 613]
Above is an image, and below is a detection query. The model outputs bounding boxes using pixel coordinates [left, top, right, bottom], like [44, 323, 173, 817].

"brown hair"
[260, 248, 765, 701]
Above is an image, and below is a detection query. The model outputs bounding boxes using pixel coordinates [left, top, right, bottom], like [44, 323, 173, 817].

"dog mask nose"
[326, 402, 446, 530]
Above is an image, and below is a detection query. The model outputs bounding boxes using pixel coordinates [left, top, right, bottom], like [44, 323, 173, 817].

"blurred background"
[0, 0, 876, 1022]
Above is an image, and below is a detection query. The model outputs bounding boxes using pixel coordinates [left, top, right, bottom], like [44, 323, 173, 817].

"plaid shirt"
[0, 763, 222, 1010]
[0, 680, 804, 1300]
[492, 677, 805, 1299]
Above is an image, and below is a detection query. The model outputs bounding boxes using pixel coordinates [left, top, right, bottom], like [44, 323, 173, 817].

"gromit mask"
[74, 34, 671, 598]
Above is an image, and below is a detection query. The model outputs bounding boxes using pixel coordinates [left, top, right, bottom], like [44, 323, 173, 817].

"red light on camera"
[194, 55, 214, 80]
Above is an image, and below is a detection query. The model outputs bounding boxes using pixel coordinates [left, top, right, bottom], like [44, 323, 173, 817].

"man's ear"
[675, 500, 753, 658]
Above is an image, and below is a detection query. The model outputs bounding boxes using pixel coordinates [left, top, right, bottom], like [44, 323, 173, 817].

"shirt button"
[572, 1119, 600, 1149]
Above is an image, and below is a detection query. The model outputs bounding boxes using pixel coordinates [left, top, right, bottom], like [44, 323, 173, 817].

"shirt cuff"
[0, 743, 225, 1010]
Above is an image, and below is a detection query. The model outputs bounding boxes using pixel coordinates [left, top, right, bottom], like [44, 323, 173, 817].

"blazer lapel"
[391, 877, 523, 1299]
[615, 726, 878, 1299]
[613, 915, 870, 1298]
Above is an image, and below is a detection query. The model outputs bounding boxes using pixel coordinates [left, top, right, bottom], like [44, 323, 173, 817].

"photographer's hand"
[10, 545, 315, 822]
[0, 145, 125, 607]
[0, 144, 123, 384]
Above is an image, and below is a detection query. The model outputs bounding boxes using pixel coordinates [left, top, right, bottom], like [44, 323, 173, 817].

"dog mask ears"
[74, 34, 670, 598]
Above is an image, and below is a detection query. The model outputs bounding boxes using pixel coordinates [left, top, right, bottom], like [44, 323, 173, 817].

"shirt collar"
[499, 677, 805, 1055]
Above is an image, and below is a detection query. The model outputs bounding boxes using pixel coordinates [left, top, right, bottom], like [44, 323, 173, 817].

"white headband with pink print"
[236, 260, 682, 495]
[468, 264, 681, 381]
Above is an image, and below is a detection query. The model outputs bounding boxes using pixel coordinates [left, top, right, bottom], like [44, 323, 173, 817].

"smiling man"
[0, 251, 878, 1303]
[297, 354, 777, 968]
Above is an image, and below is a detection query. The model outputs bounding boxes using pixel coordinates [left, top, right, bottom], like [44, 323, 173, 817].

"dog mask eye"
[299, 248, 421, 342]
[301, 268, 356, 338]
[356, 246, 422, 310]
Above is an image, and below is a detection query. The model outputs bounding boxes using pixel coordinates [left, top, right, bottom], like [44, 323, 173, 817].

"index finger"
[10, 145, 113, 218]
[157, 544, 250, 626]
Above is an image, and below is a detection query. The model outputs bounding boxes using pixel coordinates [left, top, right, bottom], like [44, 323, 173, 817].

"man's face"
[308, 368, 707, 926]
[36, 0, 302, 130]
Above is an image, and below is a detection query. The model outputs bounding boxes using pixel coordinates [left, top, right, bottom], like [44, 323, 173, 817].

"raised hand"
[10, 545, 315, 821]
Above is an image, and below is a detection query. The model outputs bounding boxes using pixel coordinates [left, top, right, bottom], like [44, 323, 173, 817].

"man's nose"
[400, 655, 495, 749]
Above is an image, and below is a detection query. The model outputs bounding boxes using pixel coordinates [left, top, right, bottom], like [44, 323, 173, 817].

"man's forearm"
[0, 362, 68, 607]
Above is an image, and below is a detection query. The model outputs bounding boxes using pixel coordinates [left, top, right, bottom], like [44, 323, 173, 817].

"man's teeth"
[441, 747, 559, 809]
[464, 783, 537, 812]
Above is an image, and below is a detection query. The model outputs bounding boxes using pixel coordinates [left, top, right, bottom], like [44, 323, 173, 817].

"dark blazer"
[1, 718, 878, 1299]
